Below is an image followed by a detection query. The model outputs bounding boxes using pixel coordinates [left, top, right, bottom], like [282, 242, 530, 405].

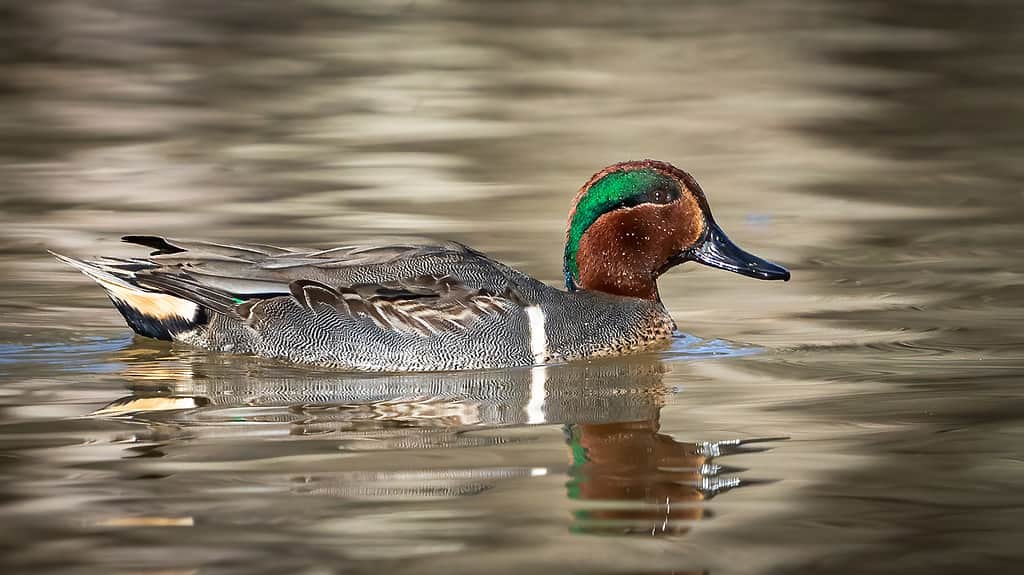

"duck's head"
[564, 159, 790, 301]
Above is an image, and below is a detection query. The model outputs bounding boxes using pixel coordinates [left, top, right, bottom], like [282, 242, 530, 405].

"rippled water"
[2, 1, 1023, 573]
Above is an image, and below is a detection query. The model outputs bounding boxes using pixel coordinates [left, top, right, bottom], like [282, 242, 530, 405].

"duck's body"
[54, 160, 788, 371]
[56, 239, 675, 371]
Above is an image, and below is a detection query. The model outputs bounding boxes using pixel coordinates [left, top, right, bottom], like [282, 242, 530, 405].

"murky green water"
[2, 1, 1023, 573]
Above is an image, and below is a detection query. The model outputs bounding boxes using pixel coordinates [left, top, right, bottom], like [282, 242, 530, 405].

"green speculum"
[563, 168, 672, 290]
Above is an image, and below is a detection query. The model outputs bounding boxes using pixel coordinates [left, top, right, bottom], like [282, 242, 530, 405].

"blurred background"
[1, 1, 1023, 573]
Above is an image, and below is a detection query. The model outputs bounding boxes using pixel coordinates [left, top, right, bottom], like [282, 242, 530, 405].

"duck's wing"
[111, 235, 528, 336]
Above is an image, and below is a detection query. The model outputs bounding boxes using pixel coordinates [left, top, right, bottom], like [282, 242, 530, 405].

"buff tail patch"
[50, 251, 205, 341]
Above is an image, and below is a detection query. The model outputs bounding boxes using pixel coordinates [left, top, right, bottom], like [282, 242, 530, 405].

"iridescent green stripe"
[563, 168, 670, 289]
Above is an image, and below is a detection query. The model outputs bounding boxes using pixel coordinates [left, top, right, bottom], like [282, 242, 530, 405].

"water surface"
[2, 1, 1023, 573]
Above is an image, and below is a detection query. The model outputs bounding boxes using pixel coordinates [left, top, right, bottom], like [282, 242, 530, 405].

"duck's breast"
[532, 290, 676, 362]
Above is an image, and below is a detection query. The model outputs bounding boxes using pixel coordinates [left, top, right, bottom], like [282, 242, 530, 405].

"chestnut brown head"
[564, 160, 789, 301]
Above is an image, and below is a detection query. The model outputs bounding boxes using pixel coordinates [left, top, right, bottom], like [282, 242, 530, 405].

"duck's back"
[55, 236, 675, 371]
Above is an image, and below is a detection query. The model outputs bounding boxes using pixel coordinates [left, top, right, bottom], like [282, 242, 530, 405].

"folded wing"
[120, 235, 525, 337]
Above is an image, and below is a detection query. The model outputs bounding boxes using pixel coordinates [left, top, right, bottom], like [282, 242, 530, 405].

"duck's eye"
[644, 186, 679, 205]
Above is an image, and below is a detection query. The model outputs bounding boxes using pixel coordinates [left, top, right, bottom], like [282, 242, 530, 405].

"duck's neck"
[566, 203, 676, 301]
[572, 251, 660, 301]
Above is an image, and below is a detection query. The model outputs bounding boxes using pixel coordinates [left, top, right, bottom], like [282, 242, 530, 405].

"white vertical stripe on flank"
[524, 305, 547, 364]
[523, 305, 549, 424]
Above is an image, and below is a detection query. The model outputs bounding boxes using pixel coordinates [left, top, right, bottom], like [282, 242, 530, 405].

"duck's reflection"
[567, 419, 761, 536]
[97, 345, 777, 536]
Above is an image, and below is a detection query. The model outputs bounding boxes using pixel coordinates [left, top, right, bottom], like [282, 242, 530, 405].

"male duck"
[53, 160, 789, 371]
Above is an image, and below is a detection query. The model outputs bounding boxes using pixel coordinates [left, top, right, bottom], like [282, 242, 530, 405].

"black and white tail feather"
[48, 251, 207, 340]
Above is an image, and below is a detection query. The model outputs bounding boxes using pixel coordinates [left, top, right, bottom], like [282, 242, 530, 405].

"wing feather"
[281, 276, 520, 337]
[108, 235, 530, 337]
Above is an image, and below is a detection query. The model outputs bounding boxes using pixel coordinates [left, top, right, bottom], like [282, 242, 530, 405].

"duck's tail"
[49, 251, 207, 341]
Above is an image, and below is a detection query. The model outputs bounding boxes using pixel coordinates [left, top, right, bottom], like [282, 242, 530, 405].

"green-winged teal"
[52, 160, 789, 371]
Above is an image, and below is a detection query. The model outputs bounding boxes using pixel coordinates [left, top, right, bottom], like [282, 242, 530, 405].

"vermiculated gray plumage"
[54, 235, 677, 371]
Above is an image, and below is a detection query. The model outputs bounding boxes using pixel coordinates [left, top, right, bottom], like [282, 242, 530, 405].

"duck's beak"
[682, 221, 790, 281]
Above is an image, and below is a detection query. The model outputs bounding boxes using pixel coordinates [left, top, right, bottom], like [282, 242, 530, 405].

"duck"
[52, 159, 790, 371]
